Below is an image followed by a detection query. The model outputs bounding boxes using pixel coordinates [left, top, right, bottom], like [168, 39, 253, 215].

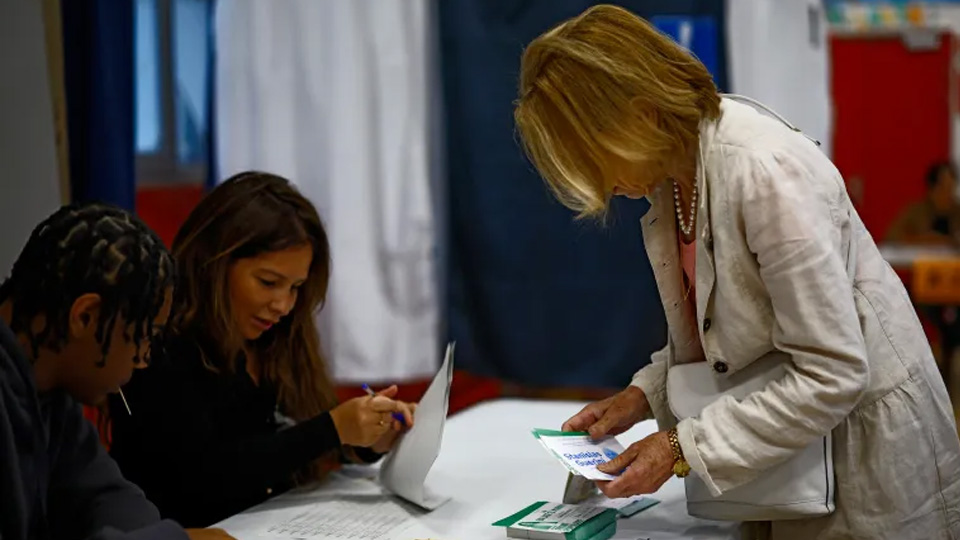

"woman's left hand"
[369, 400, 417, 454]
[594, 431, 675, 498]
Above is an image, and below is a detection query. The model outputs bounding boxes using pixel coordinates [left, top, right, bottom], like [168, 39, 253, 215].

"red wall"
[135, 184, 205, 247]
[831, 32, 954, 240]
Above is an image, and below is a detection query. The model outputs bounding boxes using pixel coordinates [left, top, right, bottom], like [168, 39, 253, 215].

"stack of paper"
[493, 502, 618, 540]
[378, 342, 455, 510]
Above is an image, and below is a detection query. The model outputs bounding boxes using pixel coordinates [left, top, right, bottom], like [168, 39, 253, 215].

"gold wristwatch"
[667, 427, 691, 478]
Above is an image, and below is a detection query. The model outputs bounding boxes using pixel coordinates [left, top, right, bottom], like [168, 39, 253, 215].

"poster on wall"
[824, 1, 928, 29]
[651, 16, 720, 81]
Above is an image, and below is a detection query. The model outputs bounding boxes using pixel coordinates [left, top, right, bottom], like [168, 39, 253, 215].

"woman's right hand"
[330, 385, 410, 447]
[562, 386, 649, 439]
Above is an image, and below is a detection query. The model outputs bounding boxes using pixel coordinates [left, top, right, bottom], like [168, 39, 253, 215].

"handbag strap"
[722, 93, 822, 147]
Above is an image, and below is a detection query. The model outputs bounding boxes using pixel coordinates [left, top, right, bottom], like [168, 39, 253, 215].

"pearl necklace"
[673, 179, 697, 237]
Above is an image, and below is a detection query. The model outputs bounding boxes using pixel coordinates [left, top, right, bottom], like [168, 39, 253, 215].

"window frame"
[136, 0, 207, 186]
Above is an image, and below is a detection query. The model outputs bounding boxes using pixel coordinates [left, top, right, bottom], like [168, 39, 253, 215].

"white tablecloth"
[878, 243, 960, 269]
[219, 398, 740, 540]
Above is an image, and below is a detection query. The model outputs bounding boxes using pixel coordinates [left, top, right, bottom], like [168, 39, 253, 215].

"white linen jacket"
[631, 98, 960, 539]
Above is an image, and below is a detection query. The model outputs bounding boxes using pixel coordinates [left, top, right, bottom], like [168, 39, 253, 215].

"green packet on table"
[492, 501, 618, 540]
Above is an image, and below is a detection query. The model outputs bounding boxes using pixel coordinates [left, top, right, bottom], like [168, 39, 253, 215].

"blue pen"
[361, 384, 407, 426]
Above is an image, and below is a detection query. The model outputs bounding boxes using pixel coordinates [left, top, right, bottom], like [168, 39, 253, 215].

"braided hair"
[0, 202, 175, 365]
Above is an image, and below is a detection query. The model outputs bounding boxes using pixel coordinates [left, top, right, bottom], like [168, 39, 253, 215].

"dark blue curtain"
[60, 0, 136, 210]
[440, 0, 726, 387]
[205, 0, 219, 190]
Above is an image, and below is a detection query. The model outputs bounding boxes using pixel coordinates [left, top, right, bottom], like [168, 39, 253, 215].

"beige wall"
[0, 0, 63, 277]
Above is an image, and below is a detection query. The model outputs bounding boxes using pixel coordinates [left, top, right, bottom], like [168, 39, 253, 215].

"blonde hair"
[514, 4, 721, 218]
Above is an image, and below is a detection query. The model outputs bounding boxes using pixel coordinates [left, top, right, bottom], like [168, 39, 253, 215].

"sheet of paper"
[277, 469, 387, 502]
[532, 429, 626, 481]
[378, 342, 454, 510]
[256, 499, 415, 539]
[562, 473, 597, 504]
[214, 471, 411, 539]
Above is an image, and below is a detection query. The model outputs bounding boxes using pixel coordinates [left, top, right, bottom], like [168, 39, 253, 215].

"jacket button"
[713, 361, 728, 373]
[266, 488, 273, 495]
[703, 318, 712, 332]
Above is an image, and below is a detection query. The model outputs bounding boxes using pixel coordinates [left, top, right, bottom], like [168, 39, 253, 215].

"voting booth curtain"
[60, 0, 136, 210]
[215, 0, 442, 383]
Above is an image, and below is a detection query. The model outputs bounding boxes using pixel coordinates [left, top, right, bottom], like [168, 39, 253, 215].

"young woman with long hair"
[109, 172, 415, 527]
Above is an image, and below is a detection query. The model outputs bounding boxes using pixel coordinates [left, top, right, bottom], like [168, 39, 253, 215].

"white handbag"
[664, 94, 860, 522]
[667, 355, 835, 521]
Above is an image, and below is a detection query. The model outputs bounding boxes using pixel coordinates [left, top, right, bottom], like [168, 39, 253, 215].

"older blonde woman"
[514, 5, 960, 540]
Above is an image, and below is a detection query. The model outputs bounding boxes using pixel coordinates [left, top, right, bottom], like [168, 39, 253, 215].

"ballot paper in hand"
[533, 429, 626, 481]
[378, 343, 454, 510]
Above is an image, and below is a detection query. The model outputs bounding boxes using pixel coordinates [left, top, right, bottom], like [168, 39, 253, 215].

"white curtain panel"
[215, 0, 440, 382]
[727, 0, 833, 157]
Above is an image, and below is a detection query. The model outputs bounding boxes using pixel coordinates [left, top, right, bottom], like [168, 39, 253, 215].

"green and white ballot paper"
[493, 501, 619, 540]
[491, 428, 660, 540]
[531, 428, 626, 481]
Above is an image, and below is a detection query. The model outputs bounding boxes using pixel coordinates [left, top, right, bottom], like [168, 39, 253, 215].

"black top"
[109, 334, 379, 528]
[0, 319, 187, 540]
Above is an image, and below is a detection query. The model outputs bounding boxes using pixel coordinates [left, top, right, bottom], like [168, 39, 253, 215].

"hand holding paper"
[593, 431, 674, 499]
[378, 343, 455, 510]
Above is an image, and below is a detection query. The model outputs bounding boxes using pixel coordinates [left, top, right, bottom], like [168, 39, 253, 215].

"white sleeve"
[630, 344, 671, 427]
[676, 148, 868, 496]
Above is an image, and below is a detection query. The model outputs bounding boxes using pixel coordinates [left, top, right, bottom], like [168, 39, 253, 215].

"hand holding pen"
[362, 384, 409, 427]
[330, 384, 416, 448]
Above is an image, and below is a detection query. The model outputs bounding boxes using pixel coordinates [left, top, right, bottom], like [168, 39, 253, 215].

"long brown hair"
[172, 171, 338, 477]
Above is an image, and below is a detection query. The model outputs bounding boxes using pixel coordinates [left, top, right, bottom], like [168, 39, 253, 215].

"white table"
[879, 243, 960, 269]
[219, 399, 740, 540]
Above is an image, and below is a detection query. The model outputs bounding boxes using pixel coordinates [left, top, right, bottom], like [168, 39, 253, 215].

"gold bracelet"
[667, 428, 691, 478]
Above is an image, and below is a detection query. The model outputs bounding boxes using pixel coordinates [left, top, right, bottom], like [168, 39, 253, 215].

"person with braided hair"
[108, 172, 417, 528]
[0, 202, 234, 540]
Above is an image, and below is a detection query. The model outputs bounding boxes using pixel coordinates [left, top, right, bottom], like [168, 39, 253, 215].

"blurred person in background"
[0, 203, 232, 540]
[109, 172, 415, 528]
[514, 5, 960, 540]
[887, 161, 960, 245]
[888, 161, 960, 383]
